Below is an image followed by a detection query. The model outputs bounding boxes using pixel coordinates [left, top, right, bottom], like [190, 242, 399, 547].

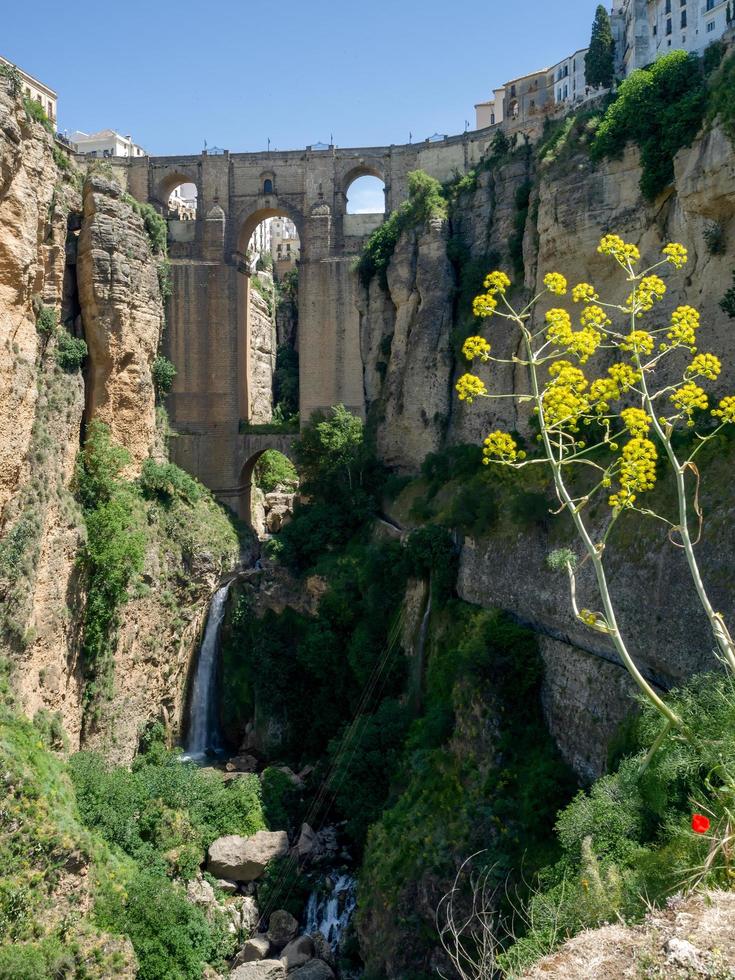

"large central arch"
[236, 205, 303, 426]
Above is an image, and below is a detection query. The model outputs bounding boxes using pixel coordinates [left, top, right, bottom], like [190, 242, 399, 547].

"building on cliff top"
[70, 128, 146, 158]
[0, 54, 57, 125]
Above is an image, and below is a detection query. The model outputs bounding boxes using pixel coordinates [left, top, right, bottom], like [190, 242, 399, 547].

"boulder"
[289, 960, 335, 980]
[232, 935, 270, 967]
[296, 823, 315, 858]
[225, 753, 259, 773]
[230, 962, 286, 980]
[216, 878, 239, 894]
[207, 831, 289, 881]
[241, 895, 260, 933]
[280, 935, 313, 970]
[309, 933, 334, 968]
[267, 909, 299, 949]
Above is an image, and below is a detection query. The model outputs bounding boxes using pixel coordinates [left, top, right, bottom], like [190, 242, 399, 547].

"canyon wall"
[363, 124, 735, 779]
[0, 83, 241, 760]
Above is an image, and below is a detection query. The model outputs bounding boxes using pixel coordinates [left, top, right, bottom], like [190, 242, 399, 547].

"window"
[563, 84, 568, 99]
[707, 18, 715, 29]
[665, 0, 671, 11]
[263, 178, 273, 194]
[654, 23, 658, 34]
[666, 17, 672, 33]
[558, 87, 562, 100]
[681, 10, 687, 26]
[706, 0, 714, 8]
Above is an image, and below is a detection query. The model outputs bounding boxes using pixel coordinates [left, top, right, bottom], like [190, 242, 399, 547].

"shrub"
[708, 50, 735, 143]
[123, 196, 168, 255]
[273, 345, 299, 419]
[721, 271, 735, 319]
[703, 221, 726, 255]
[157, 260, 172, 306]
[592, 51, 706, 199]
[254, 450, 298, 493]
[23, 97, 53, 134]
[152, 356, 176, 399]
[55, 330, 87, 372]
[35, 306, 57, 337]
[139, 459, 202, 505]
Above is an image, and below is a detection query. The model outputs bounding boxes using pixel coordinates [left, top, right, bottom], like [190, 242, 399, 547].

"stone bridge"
[119, 126, 499, 514]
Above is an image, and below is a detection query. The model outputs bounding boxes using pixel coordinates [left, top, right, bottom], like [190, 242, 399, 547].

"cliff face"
[248, 275, 277, 424]
[0, 85, 241, 760]
[363, 124, 735, 779]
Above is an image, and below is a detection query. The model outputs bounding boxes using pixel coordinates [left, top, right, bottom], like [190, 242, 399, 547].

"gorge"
[2, 40, 735, 980]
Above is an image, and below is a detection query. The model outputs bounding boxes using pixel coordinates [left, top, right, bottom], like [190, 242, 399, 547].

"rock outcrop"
[248, 274, 277, 424]
[77, 174, 162, 474]
[522, 891, 735, 979]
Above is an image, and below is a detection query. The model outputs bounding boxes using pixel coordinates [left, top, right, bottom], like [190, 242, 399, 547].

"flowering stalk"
[457, 241, 735, 733]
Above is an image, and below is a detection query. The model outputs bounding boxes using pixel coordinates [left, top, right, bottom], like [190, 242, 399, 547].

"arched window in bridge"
[167, 182, 198, 220]
[345, 175, 386, 215]
[263, 178, 274, 195]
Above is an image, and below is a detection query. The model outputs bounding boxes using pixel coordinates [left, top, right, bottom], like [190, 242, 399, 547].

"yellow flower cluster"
[456, 374, 488, 403]
[473, 293, 497, 318]
[621, 407, 652, 437]
[670, 381, 708, 423]
[609, 438, 658, 509]
[663, 242, 688, 270]
[713, 396, 735, 424]
[589, 363, 641, 414]
[579, 609, 599, 627]
[482, 430, 526, 463]
[484, 271, 511, 293]
[545, 309, 601, 363]
[598, 234, 640, 265]
[687, 353, 721, 381]
[544, 272, 568, 296]
[543, 361, 589, 430]
[572, 283, 599, 303]
[580, 305, 611, 331]
[666, 306, 700, 348]
[626, 275, 667, 313]
[620, 330, 654, 356]
[462, 336, 492, 362]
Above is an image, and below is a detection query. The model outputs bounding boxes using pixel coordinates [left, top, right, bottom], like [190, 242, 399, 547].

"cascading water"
[304, 874, 357, 951]
[183, 583, 230, 759]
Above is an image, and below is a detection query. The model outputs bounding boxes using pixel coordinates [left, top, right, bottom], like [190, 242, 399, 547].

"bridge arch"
[237, 436, 298, 526]
[154, 169, 200, 210]
[237, 204, 305, 255]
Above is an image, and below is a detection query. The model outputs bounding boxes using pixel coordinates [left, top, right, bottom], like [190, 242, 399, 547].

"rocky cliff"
[0, 82, 242, 760]
[363, 123, 735, 779]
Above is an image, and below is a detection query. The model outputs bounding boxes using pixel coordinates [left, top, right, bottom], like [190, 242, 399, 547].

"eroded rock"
[207, 831, 289, 881]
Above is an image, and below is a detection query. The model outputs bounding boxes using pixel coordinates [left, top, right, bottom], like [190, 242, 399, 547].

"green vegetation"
[55, 330, 87, 372]
[703, 220, 726, 255]
[591, 51, 707, 199]
[508, 179, 532, 276]
[271, 406, 385, 571]
[585, 5, 615, 89]
[152, 355, 177, 399]
[0, 701, 264, 980]
[709, 49, 735, 143]
[35, 306, 58, 338]
[253, 450, 298, 493]
[721, 272, 735, 319]
[0, 62, 22, 96]
[273, 344, 299, 421]
[358, 606, 576, 976]
[23, 97, 54, 134]
[358, 170, 448, 287]
[500, 673, 735, 974]
[139, 459, 202, 505]
[52, 145, 72, 174]
[123, 195, 168, 256]
[76, 423, 146, 716]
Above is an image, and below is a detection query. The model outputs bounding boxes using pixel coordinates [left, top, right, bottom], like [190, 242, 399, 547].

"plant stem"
[522, 326, 682, 728]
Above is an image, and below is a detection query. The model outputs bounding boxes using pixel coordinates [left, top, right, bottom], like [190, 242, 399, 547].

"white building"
[475, 86, 506, 129]
[168, 183, 197, 219]
[612, 0, 734, 72]
[0, 54, 57, 125]
[70, 129, 146, 158]
[270, 217, 300, 272]
[549, 48, 590, 106]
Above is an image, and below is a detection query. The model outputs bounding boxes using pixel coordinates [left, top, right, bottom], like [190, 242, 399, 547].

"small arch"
[156, 171, 199, 214]
[263, 178, 274, 195]
[238, 448, 299, 533]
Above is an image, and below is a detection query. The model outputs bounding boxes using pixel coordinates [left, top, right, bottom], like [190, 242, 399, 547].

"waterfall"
[183, 583, 230, 759]
[304, 874, 357, 951]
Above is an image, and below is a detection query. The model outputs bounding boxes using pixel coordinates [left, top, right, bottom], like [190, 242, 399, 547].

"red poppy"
[691, 813, 711, 835]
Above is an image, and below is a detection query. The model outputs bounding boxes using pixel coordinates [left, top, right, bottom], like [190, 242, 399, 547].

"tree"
[586, 5, 615, 89]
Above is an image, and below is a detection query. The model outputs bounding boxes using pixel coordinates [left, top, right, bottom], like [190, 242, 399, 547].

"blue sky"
[4, 0, 603, 159]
